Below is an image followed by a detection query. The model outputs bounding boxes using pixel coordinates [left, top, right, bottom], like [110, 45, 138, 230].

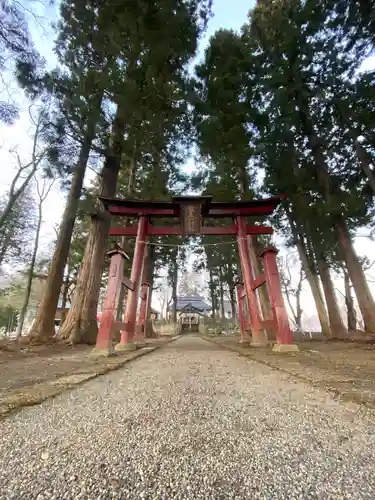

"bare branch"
[35, 173, 55, 202]
[0, 106, 48, 229]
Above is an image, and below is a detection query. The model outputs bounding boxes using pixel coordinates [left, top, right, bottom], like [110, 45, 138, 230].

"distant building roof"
[174, 296, 210, 312]
[179, 304, 205, 315]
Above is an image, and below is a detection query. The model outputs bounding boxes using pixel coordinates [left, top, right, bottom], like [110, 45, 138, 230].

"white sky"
[1, 0, 375, 330]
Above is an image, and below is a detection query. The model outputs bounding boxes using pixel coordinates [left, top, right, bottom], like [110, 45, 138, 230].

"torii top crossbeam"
[99, 194, 285, 217]
[99, 194, 285, 237]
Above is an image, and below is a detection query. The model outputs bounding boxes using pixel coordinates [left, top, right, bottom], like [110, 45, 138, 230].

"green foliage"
[194, 29, 258, 199]
[179, 269, 204, 295]
[0, 187, 36, 267]
[0, 274, 45, 331]
[191, 0, 375, 281]
[0, 305, 17, 333]
[250, 0, 375, 264]
[0, 0, 42, 124]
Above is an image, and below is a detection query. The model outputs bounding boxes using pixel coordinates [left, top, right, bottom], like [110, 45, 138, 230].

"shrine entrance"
[93, 195, 299, 355]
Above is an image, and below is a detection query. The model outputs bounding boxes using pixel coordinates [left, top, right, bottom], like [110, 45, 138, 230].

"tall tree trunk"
[171, 259, 178, 324]
[299, 242, 331, 336]
[287, 208, 332, 336]
[225, 263, 237, 320]
[283, 282, 298, 328]
[335, 218, 375, 332]
[0, 228, 13, 266]
[343, 268, 357, 332]
[118, 244, 133, 324]
[59, 104, 125, 344]
[60, 263, 71, 327]
[209, 268, 216, 321]
[28, 107, 101, 343]
[58, 214, 107, 344]
[316, 254, 348, 339]
[230, 288, 236, 320]
[15, 201, 43, 341]
[300, 104, 375, 333]
[144, 246, 156, 338]
[295, 267, 303, 330]
[355, 140, 375, 195]
[219, 267, 225, 319]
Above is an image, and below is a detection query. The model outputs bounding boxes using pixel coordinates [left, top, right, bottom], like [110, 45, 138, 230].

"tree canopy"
[1, 0, 375, 341]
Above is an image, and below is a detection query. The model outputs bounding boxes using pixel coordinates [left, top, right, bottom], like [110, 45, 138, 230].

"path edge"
[0, 336, 180, 420]
[202, 335, 375, 410]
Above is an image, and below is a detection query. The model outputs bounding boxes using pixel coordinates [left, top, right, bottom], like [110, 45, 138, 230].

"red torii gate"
[93, 195, 299, 355]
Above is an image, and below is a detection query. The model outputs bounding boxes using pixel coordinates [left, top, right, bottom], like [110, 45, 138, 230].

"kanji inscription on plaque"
[181, 203, 201, 235]
[186, 205, 200, 234]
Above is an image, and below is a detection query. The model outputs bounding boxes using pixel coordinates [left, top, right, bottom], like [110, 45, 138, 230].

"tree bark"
[225, 263, 237, 320]
[287, 208, 332, 336]
[0, 225, 13, 266]
[58, 215, 104, 344]
[300, 103, 375, 333]
[171, 259, 178, 324]
[299, 243, 331, 336]
[295, 267, 303, 329]
[230, 289, 236, 320]
[283, 280, 298, 328]
[316, 254, 348, 338]
[60, 263, 71, 327]
[219, 266, 225, 319]
[335, 218, 375, 332]
[59, 104, 125, 344]
[28, 107, 101, 344]
[15, 201, 43, 341]
[116, 286, 126, 321]
[343, 268, 357, 331]
[209, 268, 216, 321]
[144, 246, 156, 338]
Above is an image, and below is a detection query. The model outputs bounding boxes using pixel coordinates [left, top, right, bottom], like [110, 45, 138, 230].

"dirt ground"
[205, 334, 375, 408]
[0, 337, 172, 418]
[2, 333, 375, 418]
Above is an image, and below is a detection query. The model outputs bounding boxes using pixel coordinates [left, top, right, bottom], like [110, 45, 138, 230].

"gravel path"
[1, 336, 375, 499]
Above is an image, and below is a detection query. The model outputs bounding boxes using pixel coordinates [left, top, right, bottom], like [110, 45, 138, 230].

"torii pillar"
[260, 247, 299, 353]
[134, 245, 150, 347]
[92, 247, 129, 356]
[115, 216, 148, 352]
[135, 280, 151, 346]
[236, 216, 268, 346]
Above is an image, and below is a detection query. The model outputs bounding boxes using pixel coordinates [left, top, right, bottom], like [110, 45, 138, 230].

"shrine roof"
[171, 296, 211, 312]
[99, 194, 286, 218]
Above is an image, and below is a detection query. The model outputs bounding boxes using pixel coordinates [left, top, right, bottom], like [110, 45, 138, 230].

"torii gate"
[93, 195, 299, 355]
